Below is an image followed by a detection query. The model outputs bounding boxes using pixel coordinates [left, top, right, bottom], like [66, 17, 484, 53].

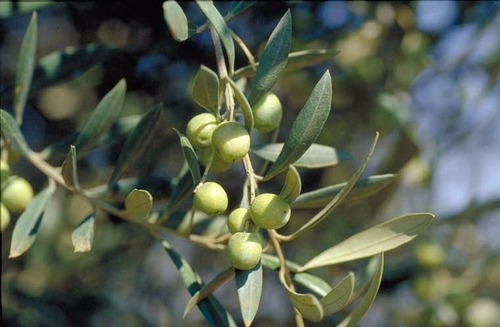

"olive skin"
[1, 202, 10, 232]
[1, 177, 34, 213]
[227, 207, 259, 234]
[252, 92, 282, 133]
[197, 149, 232, 173]
[211, 122, 250, 163]
[1, 162, 10, 184]
[250, 193, 291, 229]
[414, 242, 445, 268]
[227, 232, 262, 270]
[186, 113, 218, 149]
[194, 182, 228, 216]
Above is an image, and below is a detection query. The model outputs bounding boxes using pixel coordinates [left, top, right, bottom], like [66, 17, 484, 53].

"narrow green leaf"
[192, 65, 220, 115]
[280, 165, 301, 203]
[161, 240, 237, 327]
[71, 212, 95, 252]
[234, 49, 340, 79]
[300, 213, 434, 271]
[337, 254, 384, 327]
[197, 0, 235, 75]
[174, 129, 201, 185]
[14, 12, 37, 124]
[125, 189, 153, 220]
[264, 71, 332, 180]
[249, 10, 291, 104]
[0, 109, 32, 156]
[74, 78, 126, 154]
[162, 169, 194, 218]
[320, 272, 354, 315]
[163, 1, 189, 41]
[61, 145, 79, 190]
[9, 180, 55, 258]
[108, 105, 164, 188]
[236, 262, 263, 327]
[282, 283, 324, 322]
[292, 174, 396, 209]
[228, 1, 256, 17]
[225, 77, 253, 132]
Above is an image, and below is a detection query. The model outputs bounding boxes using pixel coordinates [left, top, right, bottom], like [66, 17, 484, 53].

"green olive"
[211, 121, 250, 163]
[186, 113, 218, 149]
[227, 232, 262, 270]
[197, 149, 232, 173]
[250, 193, 291, 229]
[1, 202, 10, 232]
[227, 207, 259, 234]
[414, 242, 445, 269]
[1, 161, 10, 184]
[252, 92, 282, 132]
[1, 176, 34, 213]
[194, 182, 228, 216]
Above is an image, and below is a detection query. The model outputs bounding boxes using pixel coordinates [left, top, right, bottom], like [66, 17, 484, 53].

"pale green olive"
[194, 182, 228, 216]
[414, 242, 445, 269]
[1, 176, 34, 213]
[197, 149, 232, 173]
[211, 122, 250, 163]
[186, 113, 218, 149]
[227, 207, 259, 234]
[250, 193, 291, 229]
[1, 202, 10, 232]
[227, 232, 262, 270]
[1, 161, 10, 184]
[252, 92, 282, 133]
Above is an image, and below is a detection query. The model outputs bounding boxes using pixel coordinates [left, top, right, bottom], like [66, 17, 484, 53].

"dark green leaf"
[264, 71, 332, 180]
[0, 109, 32, 156]
[162, 169, 194, 218]
[300, 213, 434, 271]
[163, 1, 189, 41]
[337, 254, 384, 327]
[320, 273, 354, 315]
[74, 78, 126, 154]
[9, 180, 56, 258]
[197, 1, 235, 75]
[174, 129, 201, 185]
[61, 145, 79, 190]
[236, 262, 263, 327]
[161, 240, 237, 327]
[248, 10, 291, 104]
[234, 49, 340, 79]
[71, 212, 95, 252]
[292, 174, 396, 209]
[228, 1, 256, 17]
[280, 165, 301, 203]
[14, 12, 37, 124]
[225, 77, 253, 132]
[192, 65, 220, 115]
[108, 105, 164, 188]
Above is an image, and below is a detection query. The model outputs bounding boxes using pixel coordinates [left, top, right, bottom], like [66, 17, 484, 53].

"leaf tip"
[244, 320, 253, 327]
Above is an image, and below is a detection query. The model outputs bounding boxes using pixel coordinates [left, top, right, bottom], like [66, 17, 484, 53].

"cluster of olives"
[186, 93, 288, 270]
[1, 162, 34, 232]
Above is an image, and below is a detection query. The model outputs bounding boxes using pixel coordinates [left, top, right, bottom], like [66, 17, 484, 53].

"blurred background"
[1, 1, 500, 326]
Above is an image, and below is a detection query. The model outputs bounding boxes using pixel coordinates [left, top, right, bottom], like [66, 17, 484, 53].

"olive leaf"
[174, 129, 201, 185]
[248, 10, 291, 104]
[14, 12, 37, 124]
[264, 71, 332, 180]
[197, 0, 235, 75]
[163, 1, 189, 41]
[337, 254, 384, 327]
[320, 272, 354, 315]
[280, 279, 324, 322]
[227, 1, 256, 17]
[71, 212, 95, 253]
[0, 109, 32, 156]
[225, 77, 254, 132]
[125, 189, 153, 220]
[61, 145, 79, 190]
[192, 65, 220, 115]
[279, 165, 301, 203]
[299, 213, 434, 271]
[9, 180, 56, 258]
[235, 261, 263, 327]
[292, 174, 396, 209]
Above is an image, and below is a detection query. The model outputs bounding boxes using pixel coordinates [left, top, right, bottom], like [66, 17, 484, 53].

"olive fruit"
[1, 202, 10, 232]
[211, 122, 250, 163]
[1, 176, 34, 213]
[414, 242, 445, 268]
[194, 182, 228, 216]
[250, 193, 291, 229]
[227, 232, 262, 270]
[252, 92, 282, 132]
[1, 161, 10, 184]
[227, 207, 259, 234]
[197, 149, 231, 173]
[186, 113, 218, 149]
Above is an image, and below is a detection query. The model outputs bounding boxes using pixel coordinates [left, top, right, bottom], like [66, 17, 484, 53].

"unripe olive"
[194, 182, 228, 216]
[1, 202, 10, 232]
[227, 232, 262, 270]
[197, 149, 231, 173]
[1, 161, 10, 184]
[250, 193, 291, 229]
[227, 207, 259, 234]
[414, 242, 445, 268]
[252, 92, 282, 132]
[1, 176, 34, 213]
[465, 298, 500, 327]
[211, 122, 250, 163]
[186, 113, 218, 149]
